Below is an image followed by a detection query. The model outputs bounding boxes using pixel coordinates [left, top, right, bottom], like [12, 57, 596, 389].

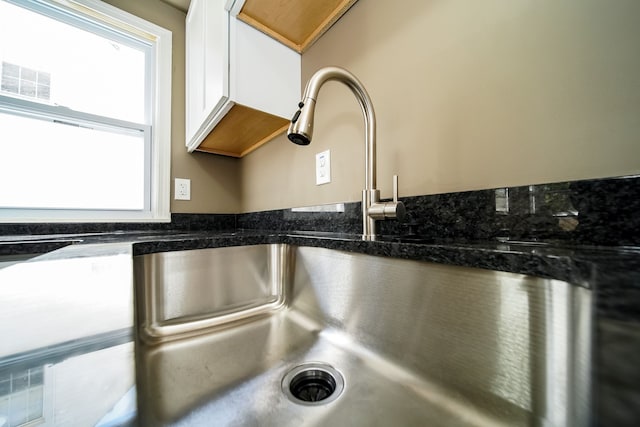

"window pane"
[10, 391, 28, 426]
[38, 72, 50, 86]
[1, 75, 18, 94]
[0, 396, 8, 421]
[21, 67, 37, 83]
[19, 79, 36, 97]
[27, 387, 44, 422]
[0, 379, 9, 396]
[3, 62, 19, 78]
[0, 112, 146, 211]
[11, 372, 29, 393]
[29, 368, 43, 387]
[37, 83, 50, 100]
[0, 0, 146, 123]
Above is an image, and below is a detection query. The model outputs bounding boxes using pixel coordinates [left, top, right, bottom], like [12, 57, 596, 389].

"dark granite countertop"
[1, 229, 639, 425]
[2, 229, 640, 320]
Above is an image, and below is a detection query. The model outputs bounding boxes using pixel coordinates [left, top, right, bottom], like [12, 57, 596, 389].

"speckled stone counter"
[0, 230, 640, 425]
[2, 174, 640, 425]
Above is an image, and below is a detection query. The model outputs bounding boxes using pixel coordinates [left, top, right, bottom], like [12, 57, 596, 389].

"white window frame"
[0, 0, 171, 223]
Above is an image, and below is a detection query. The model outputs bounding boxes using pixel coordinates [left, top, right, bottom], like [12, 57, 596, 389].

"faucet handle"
[368, 175, 406, 222]
[393, 175, 399, 203]
[392, 175, 406, 222]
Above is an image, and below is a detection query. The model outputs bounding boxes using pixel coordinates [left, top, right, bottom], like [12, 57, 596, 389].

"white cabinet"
[185, 0, 228, 147]
[185, 0, 300, 157]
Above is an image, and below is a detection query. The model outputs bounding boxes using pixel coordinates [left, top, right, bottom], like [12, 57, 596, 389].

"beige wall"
[241, 0, 640, 212]
[105, 0, 241, 214]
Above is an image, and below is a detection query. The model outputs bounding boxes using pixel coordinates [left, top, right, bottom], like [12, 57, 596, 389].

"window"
[0, 0, 171, 222]
[1, 62, 51, 101]
[0, 366, 47, 426]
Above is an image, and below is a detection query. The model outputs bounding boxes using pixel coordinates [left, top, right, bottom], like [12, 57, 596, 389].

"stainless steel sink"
[134, 244, 592, 426]
[134, 244, 289, 341]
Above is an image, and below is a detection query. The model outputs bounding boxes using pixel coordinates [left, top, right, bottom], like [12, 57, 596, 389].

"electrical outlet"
[315, 150, 331, 185]
[175, 178, 191, 200]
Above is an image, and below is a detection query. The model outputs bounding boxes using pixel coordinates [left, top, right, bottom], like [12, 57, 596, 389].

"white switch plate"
[315, 150, 331, 185]
[175, 178, 191, 200]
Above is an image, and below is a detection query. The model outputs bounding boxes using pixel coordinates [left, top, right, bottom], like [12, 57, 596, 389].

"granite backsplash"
[2, 175, 639, 247]
[237, 174, 640, 246]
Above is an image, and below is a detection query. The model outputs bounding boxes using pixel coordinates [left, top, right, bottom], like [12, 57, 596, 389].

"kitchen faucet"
[287, 66, 405, 240]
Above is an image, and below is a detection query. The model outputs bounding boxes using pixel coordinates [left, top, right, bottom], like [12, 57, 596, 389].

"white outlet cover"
[315, 150, 331, 185]
[175, 178, 191, 200]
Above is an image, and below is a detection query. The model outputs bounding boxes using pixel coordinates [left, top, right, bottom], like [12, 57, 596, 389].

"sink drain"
[282, 362, 344, 405]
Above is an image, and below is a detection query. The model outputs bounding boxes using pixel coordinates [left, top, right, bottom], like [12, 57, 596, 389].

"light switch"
[315, 150, 331, 185]
[175, 178, 191, 200]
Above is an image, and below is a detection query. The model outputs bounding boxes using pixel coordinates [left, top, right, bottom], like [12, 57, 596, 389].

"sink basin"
[134, 244, 592, 426]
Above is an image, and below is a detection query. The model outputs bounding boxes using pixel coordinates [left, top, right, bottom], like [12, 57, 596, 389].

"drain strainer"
[282, 362, 345, 405]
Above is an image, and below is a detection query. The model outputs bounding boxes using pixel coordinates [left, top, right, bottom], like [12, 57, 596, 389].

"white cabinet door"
[186, 0, 301, 155]
[185, 0, 229, 147]
[231, 18, 300, 120]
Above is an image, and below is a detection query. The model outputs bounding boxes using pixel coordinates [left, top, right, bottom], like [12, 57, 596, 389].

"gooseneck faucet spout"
[288, 66, 405, 240]
[288, 67, 377, 192]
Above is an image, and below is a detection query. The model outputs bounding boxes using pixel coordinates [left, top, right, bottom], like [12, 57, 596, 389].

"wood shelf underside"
[237, 0, 358, 53]
[196, 104, 289, 157]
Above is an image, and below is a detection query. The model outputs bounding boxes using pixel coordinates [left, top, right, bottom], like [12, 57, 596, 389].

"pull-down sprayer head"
[287, 99, 315, 146]
[288, 67, 372, 148]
